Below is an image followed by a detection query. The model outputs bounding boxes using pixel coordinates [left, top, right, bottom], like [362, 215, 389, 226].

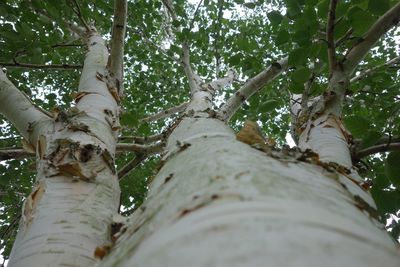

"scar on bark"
[22, 181, 46, 227]
[163, 173, 174, 184]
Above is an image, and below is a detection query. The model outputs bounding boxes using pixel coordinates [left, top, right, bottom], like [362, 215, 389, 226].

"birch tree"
[1, 0, 400, 266]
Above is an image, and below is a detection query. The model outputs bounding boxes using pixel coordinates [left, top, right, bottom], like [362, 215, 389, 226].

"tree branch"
[116, 142, 165, 155]
[327, 0, 338, 75]
[141, 101, 189, 122]
[162, 0, 202, 93]
[0, 62, 82, 70]
[109, 0, 127, 94]
[354, 142, 400, 159]
[300, 73, 316, 111]
[217, 57, 288, 122]
[189, 0, 204, 31]
[0, 148, 33, 161]
[182, 42, 202, 93]
[0, 142, 165, 160]
[0, 69, 51, 144]
[132, 27, 182, 65]
[69, 0, 91, 32]
[343, 2, 400, 74]
[350, 55, 400, 83]
[118, 153, 147, 180]
[118, 133, 166, 144]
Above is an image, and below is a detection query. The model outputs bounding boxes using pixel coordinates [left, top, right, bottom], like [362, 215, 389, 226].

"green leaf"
[275, 30, 290, 46]
[288, 47, 308, 66]
[360, 130, 382, 149]
[291, 68, 311, 83]
[120, 113, 139, 127]
[386, 151, 400, 187]
[347, 7, 374, 35]
[229, 54, 242, 66]
[268, 11, 283, 25]
[259, 99, 280, 112]
[371, 187, 400, 215]
[368, 0, 390, 15]
[344, 115, 371, 138]
[244, 3, 256, 9]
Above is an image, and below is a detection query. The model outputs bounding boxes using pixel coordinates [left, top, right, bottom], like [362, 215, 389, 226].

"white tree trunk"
[98, 117, 399, 267]
[7, 32, 121, 267]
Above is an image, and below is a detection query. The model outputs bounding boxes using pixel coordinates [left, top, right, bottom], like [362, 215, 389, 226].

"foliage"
[0, 0, 399, 261]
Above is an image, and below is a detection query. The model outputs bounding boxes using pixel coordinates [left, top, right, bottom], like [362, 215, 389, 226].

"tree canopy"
[0, 0, 399, 262]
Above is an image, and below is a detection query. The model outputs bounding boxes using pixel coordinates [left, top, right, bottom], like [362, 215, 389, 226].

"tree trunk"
[7, 31, 121, 267]
[98, 117, 399, 267]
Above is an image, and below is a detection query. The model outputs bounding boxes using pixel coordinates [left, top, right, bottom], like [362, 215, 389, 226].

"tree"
[0, 0, 399, 266]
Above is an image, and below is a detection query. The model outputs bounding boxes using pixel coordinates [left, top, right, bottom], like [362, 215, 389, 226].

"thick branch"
[0, 142, 165, 160]
[109, 0, 127, 94]
[0, 69, 50, 144]
[350, 55, 400, 83]
[354, 142, 400, 159]
[327, 0, 338, 75]
[343, 2, 400, 74]
[218, 57, 288, 121]
[118, 133, 166, 144]
[0, 62, 82, 70]
[182, 42, 201, 93]
[117, 142, 165, 155]
[141, 102, 189, 122]
[0, 148, 32, 161]
[118, 153, 147, 180]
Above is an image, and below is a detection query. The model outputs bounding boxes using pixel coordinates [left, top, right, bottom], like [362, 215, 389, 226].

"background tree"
[0, 0, 399, 266]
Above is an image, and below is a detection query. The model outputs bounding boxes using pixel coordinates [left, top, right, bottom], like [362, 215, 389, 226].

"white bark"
[218, 57, 288, 121]
[343, 2, 400, 74]
[7, 31, 121, 267]
[0, 69, 51, 145]
[97, 117, 399, 267]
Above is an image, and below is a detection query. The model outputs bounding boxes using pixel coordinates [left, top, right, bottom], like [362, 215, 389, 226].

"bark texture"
[98, 117, 399, 267]
[7, 31, 121, 267]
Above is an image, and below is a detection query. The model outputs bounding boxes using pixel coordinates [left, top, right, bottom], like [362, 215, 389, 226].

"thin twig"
[354, 142, 400, 159]
[189, 0, 204, 31]
[69, 0, 91, 32]
[133, 27, 181, 65]
[350, 55, 400, 83]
